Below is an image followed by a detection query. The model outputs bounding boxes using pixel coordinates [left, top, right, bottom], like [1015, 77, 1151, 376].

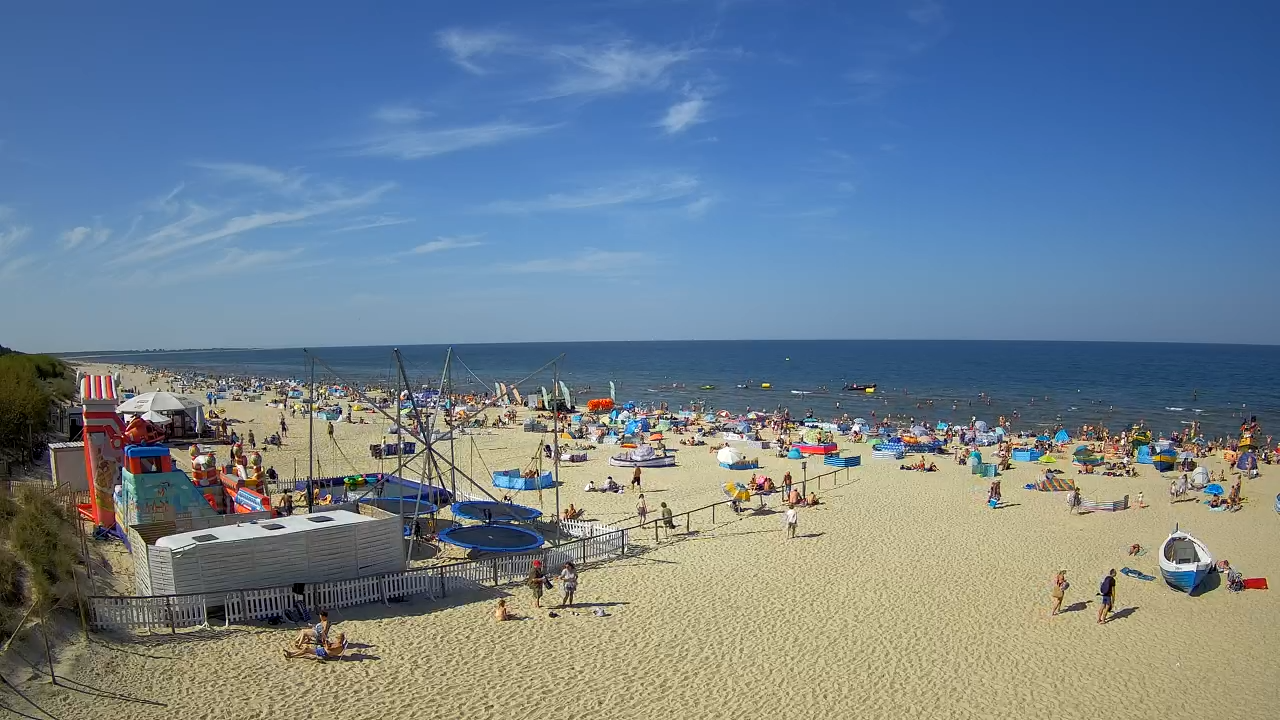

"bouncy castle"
[78, 374, 272, 533]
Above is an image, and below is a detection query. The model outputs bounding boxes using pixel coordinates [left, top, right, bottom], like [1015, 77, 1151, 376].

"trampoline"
[360, 497, 438, 518]
[438, 524, 544, 553]
[451, 500, 542, 523]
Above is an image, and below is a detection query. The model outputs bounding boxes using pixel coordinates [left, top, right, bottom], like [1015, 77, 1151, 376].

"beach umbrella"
[723, 482, 751, 502]
[141, 410, 172, 425]
[1203, 483, 1224, 496]
[1177, 451, 1195, 460]
[116, 391, 203, 414]
[717, 447, 746, 465]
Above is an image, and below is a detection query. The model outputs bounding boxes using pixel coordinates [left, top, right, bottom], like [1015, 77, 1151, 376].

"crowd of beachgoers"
[34, 360, 1276, 720]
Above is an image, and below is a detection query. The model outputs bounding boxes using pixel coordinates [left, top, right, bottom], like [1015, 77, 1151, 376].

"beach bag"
[544, 576, 554, 590]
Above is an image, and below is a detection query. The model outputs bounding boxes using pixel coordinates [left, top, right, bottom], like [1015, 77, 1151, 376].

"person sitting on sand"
[562, 504, 578, 521]
[788, 488, 802, 507]
[1209, 495, 1225, 509]
[604, 477, 622, 493]
[926, 463, 938, 472]
[494, 598, 516, 621]
[805, 492, 819, 506]
[293, 610, 329, 649]
[584, 480, 597, 492]
[285, 632, 346, 661]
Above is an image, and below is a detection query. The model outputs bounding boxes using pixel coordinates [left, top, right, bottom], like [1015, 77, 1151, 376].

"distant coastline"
[48, 337, 1280, 358]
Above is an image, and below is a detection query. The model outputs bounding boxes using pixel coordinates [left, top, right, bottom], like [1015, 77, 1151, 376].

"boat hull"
[1160, 567, 1209, 593]
[1158, 530, 1213, 593]
[608, 455, 677, 468]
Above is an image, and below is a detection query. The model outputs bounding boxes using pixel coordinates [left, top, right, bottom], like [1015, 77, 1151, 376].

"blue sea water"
[65, 341, 1279, 442]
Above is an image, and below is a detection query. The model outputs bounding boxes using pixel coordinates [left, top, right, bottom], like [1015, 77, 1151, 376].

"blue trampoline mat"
[438, 524, 544, 552]
[451, 500, 542, 523]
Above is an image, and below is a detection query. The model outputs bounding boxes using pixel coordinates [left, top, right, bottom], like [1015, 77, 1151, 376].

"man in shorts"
[784, 506, 798, 539]
[1097, 569, 1117, 624]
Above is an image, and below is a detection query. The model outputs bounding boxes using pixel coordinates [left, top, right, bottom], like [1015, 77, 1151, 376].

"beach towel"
[1120, 567, 1155, 581]
[1034, 476, 1075, 492]
[1242, 578, 1268, 590]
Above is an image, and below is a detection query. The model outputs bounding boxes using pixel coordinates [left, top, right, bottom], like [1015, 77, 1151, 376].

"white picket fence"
[88, 528, 628, 633]
[88, 594, 210, 633]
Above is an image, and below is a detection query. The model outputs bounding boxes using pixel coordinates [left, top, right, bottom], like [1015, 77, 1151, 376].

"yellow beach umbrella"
[723, 482, 751, 502]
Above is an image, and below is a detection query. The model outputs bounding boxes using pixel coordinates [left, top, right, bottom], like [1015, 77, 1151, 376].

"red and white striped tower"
[80, 375, 124, 528]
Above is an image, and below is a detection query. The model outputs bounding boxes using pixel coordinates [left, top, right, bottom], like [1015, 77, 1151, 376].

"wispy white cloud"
[543, 41, 695, 98]
[684, 195, 715, 217]
[128, 246, 315, 287]
[372, 105, 433, 124]
[482, 175, 700, 213]
[61, 226, 90, 248]
[0, 224, 34, 278]
[908, 0, 946, 26]
[330, 215, 416, 233]
[842, 68, 899, 105]
[0, 224, 32, 256]
[192, 162, 310, 195]
[506, 248, 654, 275]
[436, 27, 699, 100]
[412, 235, 484, 254]
[116, 181, 394, 265]
[437, 28, 516, 74]
[832, 3, 949, 106]
[659, 89, 708, 134]
[348, 121, 556, 160]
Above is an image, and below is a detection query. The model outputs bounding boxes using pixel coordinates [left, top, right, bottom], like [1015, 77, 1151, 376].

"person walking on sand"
[1050, 570, 1068, 616]
[660, 502, 675, 535]
[527, 560, 548, 609]
[636, 493, 648, 524]
[559, 562, 578, 608]
[632, 466, 642, 490]
[1097, 569, 1117, 624]
[784, 505, 799, 539]
[783, 471, 793, 498]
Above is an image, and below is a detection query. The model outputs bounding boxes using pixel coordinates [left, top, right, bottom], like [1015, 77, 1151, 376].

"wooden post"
[71, 571, 89, 641]
[491, 558, 499, 586]
[653, 520, 659, 544]
[438, 568, 447, 598]
[39, 613, 56, 685]
[711, 503, 716, 524]
[685, 512, 690, 534]
[166, 596, 176, 634]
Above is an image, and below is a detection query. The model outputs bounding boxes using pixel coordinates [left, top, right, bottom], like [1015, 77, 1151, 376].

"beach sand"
[24, 363, 1280, 720]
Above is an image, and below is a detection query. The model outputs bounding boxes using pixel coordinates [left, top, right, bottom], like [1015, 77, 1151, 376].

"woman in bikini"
[1050, 570, 1068, 616]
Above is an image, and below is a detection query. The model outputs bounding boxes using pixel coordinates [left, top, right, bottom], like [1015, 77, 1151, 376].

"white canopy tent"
[117, 391, 205, 435]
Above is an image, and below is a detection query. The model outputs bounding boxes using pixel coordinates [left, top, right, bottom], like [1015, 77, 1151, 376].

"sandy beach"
[20, 363, 1280, 720]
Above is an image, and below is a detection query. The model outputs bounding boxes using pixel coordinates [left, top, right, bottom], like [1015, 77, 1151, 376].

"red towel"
[1242, 578, 1269, 590]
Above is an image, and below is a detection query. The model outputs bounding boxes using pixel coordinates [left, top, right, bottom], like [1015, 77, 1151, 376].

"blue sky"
[2, 1, 1277, 352]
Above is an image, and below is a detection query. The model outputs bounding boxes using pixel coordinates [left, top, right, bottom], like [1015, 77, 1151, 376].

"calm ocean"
[65, 341, 1279, 441]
